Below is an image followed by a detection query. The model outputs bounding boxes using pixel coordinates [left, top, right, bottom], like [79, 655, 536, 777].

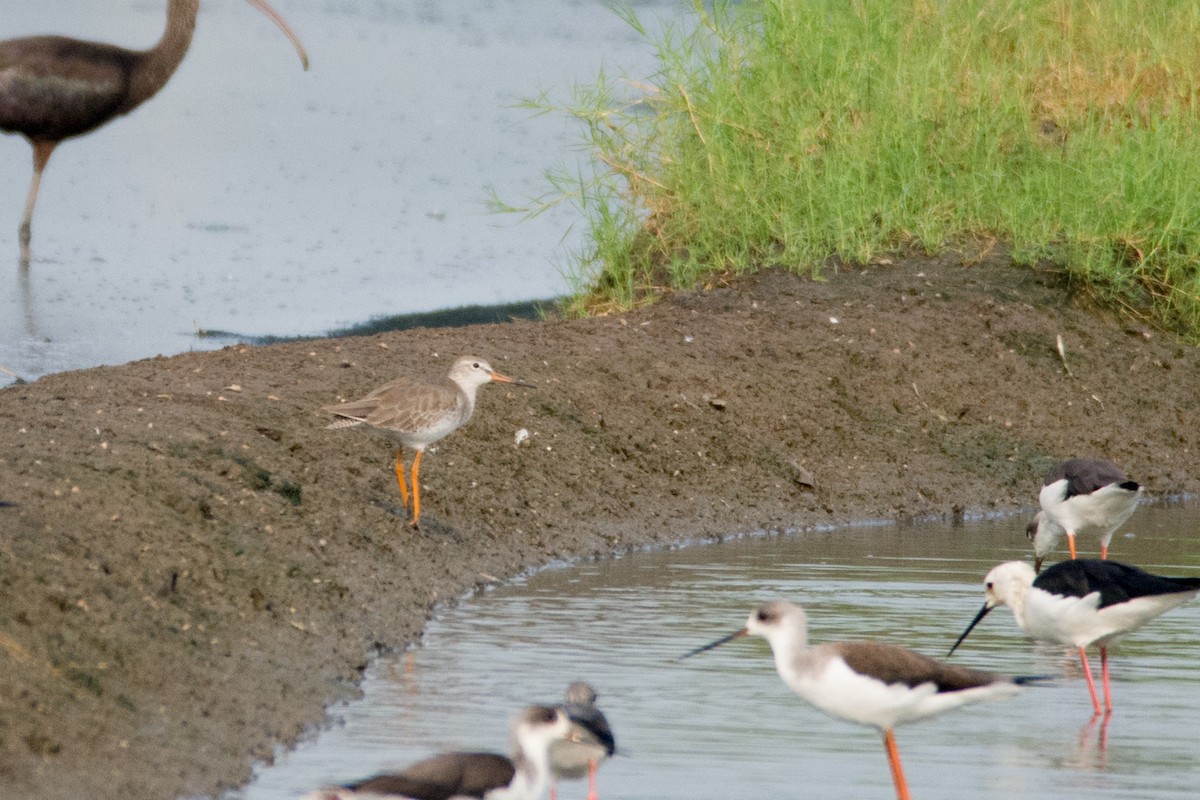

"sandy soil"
[1, 252, 1198, 799]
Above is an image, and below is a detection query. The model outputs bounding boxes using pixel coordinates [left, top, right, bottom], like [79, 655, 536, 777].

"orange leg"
[1078, 646, 1102, 716]
[1100, 542, 1109, 560]
[409, 449, 424, 529]
[883, 729, 911, 800]
[1067, 531, 1077, 560]
[393, 447, 411, 513]
[587, 759, 598, 800]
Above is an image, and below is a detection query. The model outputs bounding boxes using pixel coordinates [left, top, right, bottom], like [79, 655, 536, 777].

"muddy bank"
[1, 253, 1198, 799]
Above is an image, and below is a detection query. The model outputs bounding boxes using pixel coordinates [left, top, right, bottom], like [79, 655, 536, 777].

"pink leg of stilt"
[1100, 542, 1109, 559]
[587, 760, 598, 800]
[1100, 645, 1113, 713]
[1077, 646, 1102, 715]
[549, 782, 558, 800]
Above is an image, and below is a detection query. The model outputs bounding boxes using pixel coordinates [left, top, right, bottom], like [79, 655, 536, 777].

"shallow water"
[231, 504, 1200, 800]
[0, 0, 677, 380]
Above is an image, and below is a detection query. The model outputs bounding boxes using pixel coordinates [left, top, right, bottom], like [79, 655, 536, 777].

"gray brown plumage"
[325, 355, 535, 529]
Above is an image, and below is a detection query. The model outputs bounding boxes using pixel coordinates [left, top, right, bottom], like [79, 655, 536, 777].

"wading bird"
[301, 705, 572, 800]
[950, 559, 1200, 716]
[680, 600, 1036, 800]
[549, 682, 615, 800]
[0, 0, 309, 263]
[325, 355, 535, 530]
[1027, 458, 1141, 572]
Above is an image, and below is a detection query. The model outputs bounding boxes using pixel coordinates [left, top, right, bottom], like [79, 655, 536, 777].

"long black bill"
[947, 603, 993, 657]
[675, 628, 748, 662]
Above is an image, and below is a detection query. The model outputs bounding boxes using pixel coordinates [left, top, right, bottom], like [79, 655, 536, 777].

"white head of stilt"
[745, 600, 810, 670]
[1026, 511, 1066, 571]
[500, 705, 572, 800]
[981, 561, 1037, 630]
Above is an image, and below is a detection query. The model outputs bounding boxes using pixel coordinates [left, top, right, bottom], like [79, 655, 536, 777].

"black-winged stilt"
[679, 600, 1035, 800]
[1028, 458, 1141, 571]
[950, 559, 1200, 716]
[549, 682, 615, 800]
[300, 705, 570, 800]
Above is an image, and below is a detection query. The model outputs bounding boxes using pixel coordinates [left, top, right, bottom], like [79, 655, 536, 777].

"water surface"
[232, 505, 1200, 800]
[1, 0, 677, 380]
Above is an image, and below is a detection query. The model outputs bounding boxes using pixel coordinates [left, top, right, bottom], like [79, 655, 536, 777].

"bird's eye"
[985, 581, 994, 590]
[756, 609, 771, 622]
[472, 362, 482, 369]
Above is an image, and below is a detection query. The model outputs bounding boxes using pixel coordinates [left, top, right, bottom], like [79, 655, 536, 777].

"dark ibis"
[0, 0, 309, 263]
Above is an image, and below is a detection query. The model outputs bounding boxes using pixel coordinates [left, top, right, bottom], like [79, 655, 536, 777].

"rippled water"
[0, 0, 678, 380]
[231, 504, 1200, 800]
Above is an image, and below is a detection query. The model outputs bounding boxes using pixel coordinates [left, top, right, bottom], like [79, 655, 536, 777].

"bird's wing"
[325, 379, 461, 429]
[1038, 560, 1200, 608]
[402, 752, 514, 797]
[350, 753, 513, 800]
[0, 36, 132, 139]
[1049, 459, 1131, 497]
[563, 703, 616, 755]
[363, 381, 463, 430]
[837, 641, 1005, 693]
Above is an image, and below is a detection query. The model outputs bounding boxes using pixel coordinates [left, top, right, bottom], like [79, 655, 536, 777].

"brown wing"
[836, 641, 1005, 693]
[349, 752, 514, 800]
[0, 36, 134, 140]
[326, 377, 463, 432]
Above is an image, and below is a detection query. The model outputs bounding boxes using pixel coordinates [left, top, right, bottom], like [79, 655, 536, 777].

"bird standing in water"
[1027, 458, 1141, 572]
[301, 705, 572, 800]
[0, 0, 309, 264]
[950, 559, 1200, 716]
[680, 600, 1035, 800]
[549, 682, 615, 800]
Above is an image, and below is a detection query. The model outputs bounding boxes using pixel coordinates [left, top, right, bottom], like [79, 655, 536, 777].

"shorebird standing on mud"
[325, 355, 535, 529]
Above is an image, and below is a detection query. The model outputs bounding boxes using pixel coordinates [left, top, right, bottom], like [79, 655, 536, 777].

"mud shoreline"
[2, 254, 1198, 799]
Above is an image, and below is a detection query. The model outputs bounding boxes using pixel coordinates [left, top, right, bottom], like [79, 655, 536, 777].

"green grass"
[512, 0, 1200, 337]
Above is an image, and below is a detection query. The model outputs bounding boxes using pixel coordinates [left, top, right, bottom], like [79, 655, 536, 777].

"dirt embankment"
[1, 254, 1198, 800]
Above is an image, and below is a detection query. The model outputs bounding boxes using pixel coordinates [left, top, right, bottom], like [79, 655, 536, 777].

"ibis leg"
[19, 141, 56, 263]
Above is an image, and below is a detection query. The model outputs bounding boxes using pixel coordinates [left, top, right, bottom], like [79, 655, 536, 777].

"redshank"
[680, 600, 1036, 800]
[1027, 458, 1141, 571]
[300, 705, 571, 800]
[549, 682, 615, 800]
[950, 559, 1200, 716]
[325, 355, 534, 529]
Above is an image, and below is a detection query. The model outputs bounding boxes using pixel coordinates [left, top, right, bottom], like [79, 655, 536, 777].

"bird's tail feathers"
[1012, 674, 1056, 686]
